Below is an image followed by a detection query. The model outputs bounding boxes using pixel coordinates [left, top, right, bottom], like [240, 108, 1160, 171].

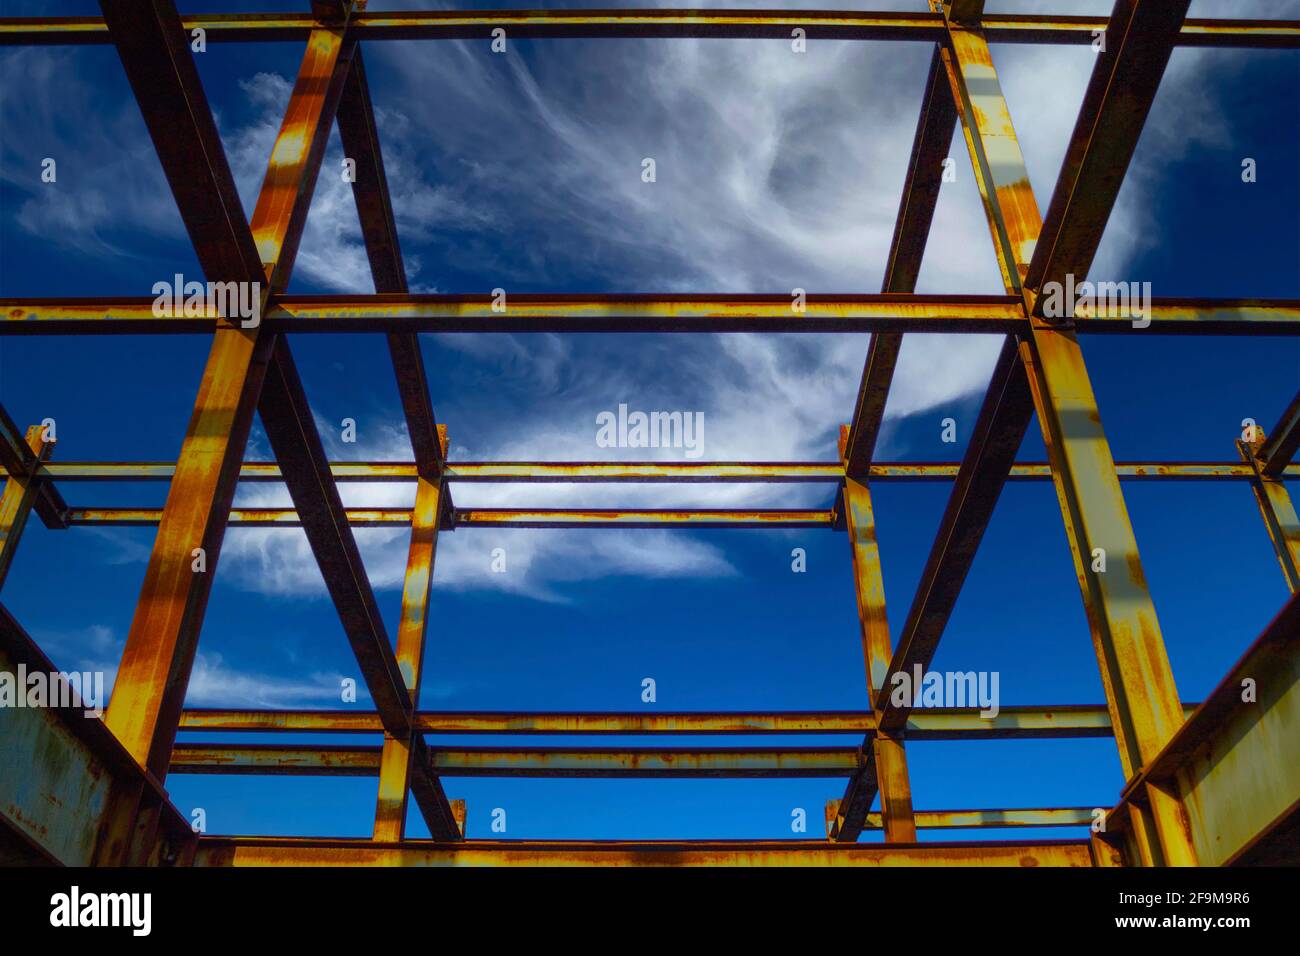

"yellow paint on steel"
[3, 12, 1297, 47]
[0, 426, 52, 589]
[193, 837, 1096, 868]
[105, 21, 356, 779]
[1238, 437, 1300, 592]
[938, 4, 1196, 866]
[841, 468, 917, 841]
[176, 703, 1198, 736]
[375, 430, 449, 841]
[10, 459, 1297, 483]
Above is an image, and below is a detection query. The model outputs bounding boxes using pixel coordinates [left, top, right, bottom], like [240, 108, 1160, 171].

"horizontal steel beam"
[0, 294, 1023, 334]
[3, 295, 1297, 334]
[193, 836, 1096, 867]
[65, 507, 834, 528]
[171, 744, 863, 777]
[2, 11, 1295, 47]
[891, 807, 1094, 830]
[11, 460, 1296, 484]
[176, 703, 1198, 737]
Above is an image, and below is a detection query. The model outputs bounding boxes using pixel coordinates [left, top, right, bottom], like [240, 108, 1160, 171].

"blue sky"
[0, 0, 1297, 842]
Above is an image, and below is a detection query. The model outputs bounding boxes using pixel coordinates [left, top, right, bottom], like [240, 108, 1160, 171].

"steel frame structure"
[0, 1, 1298, 867]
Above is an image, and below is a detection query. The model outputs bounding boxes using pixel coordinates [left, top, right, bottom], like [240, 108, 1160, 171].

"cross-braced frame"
[1, 1, 1298, 867]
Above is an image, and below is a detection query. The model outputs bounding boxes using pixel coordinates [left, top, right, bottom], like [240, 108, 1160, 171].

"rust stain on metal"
[1, 1, 1295, 870]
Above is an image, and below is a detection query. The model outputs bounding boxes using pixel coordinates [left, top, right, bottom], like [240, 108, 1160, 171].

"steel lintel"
[192, 836, 1095, 867]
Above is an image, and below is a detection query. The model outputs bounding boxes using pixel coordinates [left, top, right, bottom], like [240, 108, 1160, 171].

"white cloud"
[3, 2, 1270, 601]
[32, 623, 351, 708]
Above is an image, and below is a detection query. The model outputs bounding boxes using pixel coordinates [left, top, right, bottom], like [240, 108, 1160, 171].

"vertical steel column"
[832, 12, 963, 844]
[830, 430, 916, 843]
[1238, 435, 1300, 592]
[374, 429, 461, 841]
[335, 44, 461, 840]
[937, 0, 1196, 864]
[0, 426, 52, 590]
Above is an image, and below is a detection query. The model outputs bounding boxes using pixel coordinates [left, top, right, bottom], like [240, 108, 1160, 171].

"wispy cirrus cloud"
[2, 0, 1272, 601]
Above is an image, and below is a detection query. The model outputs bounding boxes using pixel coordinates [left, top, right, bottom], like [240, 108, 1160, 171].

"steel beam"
[0, 426, 53, 589]
[0, 294, 1026, 334]
[10, 459, 1298, 484]
[64, 507, 833, 528]
[887, 807, 1094, 830]
[1025, 0, 1193, 304]
[337, 58, 461, 839]
[1258, 387, 1300, 478]
[336, 47, 446, 481]
[1238, 438, 1300, 593]
[7, 294, 1299, 334]
[373, 433, 461, 841]
[178, 703, 1200, 737]
[843, 45, 957, 475]
[0, 404, 67, 530]
[96, 0, 281, 780]
[939, 0, 1196, 865]
[0, 604, 195, 866]
[841, 805, 1093, 833]
[1, 10, 1296, 48]
[833, 460, 915, 842]
[171, 745, 863, 777]
[97, 0, 263, 285]
[876, 337, 1035, 731]
[258, 340, 412, 738]
[1103, 593, 1300, 866]
[193, 836, 1095, 867]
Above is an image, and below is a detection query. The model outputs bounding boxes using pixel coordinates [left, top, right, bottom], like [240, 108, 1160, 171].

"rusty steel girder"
[0, 0, 1296, 870]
